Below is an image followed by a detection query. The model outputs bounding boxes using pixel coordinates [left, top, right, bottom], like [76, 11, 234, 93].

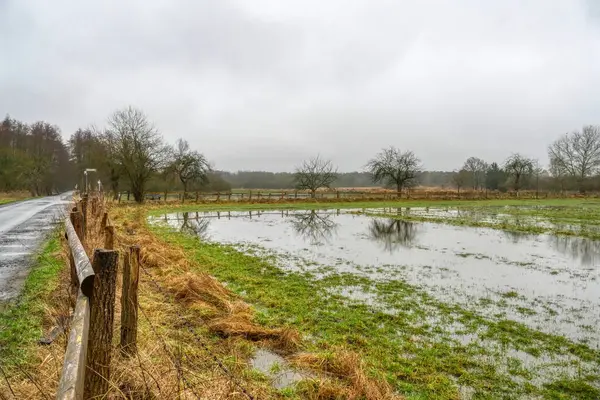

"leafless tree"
[452, 169, 470, 195]
[549, 155, 568, 193]
[548, 125, 600, 192]
[169, 139, 210, 202]
[294, 155, 337, 198]
[366, 147, 422, 197]
[462, 157, 488, 190]
[104, 106, 167, 203]
[504, 153, 534, 193]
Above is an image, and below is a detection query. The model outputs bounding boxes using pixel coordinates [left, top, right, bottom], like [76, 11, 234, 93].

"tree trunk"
[396, 183, 402, 198]
[182, 181, 187, 204]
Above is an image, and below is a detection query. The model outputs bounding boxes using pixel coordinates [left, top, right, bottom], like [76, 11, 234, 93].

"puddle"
[250, 348, 310, 390]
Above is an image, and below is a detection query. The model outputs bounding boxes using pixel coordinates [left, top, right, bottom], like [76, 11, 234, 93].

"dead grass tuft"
[293, 350, 401, 400]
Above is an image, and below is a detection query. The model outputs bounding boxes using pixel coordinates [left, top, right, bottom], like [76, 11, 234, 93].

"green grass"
[0, 233, 63, 365]
[151, 223, 600, 399]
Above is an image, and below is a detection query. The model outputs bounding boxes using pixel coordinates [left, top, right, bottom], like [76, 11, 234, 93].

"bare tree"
[462, 157, 488, 190]
[294, 155, 337, 198]
[452, 169, 470, 195]
[548, 125, 600, 192]
[366, 147, 421, 197]
[104, 106, 167, 203]
[169, 139, 210, 202]
[504, 153, 533, 193]
[549, 155, 568, 193]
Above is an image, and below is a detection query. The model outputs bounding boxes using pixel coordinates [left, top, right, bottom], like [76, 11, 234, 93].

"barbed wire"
[139, 265, 256, 400]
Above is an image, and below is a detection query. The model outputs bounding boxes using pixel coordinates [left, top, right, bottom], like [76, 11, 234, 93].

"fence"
[116, 188, 593, 203]
[56, 193, 140, 400]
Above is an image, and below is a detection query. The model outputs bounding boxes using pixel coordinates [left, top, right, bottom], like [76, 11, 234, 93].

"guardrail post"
[84, 249, 118, 400]
[120, 246, 140, 357]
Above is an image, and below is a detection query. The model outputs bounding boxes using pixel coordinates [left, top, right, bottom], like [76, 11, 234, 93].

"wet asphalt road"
[0, 194, 72, 302]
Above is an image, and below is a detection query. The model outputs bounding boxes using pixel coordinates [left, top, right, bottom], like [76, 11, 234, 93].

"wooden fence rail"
[57, 217, 95, 399]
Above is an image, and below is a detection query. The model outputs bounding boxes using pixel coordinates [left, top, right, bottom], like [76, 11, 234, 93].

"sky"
[1, 0, 600, 172]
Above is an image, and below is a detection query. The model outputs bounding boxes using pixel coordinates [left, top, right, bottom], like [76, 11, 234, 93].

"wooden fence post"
[100, 212, 108, 233]
[68, 212, 79, 290]
[249, 190, 252, 201]
[72, 211, 86, 245]
[104, 226, 115, 250]
[120, 246, 140, 357]
[84, 250, 118, 399]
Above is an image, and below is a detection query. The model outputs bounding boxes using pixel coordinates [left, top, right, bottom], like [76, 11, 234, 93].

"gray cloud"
[1, 0, 599, 171]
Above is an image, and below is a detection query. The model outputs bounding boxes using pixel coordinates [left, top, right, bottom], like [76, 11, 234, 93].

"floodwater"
[152, 209, 600, 348]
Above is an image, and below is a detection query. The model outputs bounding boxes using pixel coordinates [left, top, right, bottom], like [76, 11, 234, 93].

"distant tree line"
[2, 107, 600, 200]
[0, 116, 72, 195]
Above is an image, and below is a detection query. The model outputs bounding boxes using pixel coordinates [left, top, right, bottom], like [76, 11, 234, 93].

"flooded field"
[151, 207, 600, 398]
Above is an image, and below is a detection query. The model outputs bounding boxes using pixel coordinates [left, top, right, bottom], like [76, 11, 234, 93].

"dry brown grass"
[293, 351, 397, 400]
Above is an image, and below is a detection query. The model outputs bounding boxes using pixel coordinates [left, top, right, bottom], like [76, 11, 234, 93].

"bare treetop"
[105, 106, 167, 202]
[294, 155, 337, 197]
[548, 125, 600, 191]
[462, 157, 488, 190]
[169, 138, 210, 201]
[366, 147, 421, 196]
[504, 153, 534, 192]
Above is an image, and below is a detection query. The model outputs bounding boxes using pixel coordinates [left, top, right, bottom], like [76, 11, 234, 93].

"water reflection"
[290, 210, 338, 245]
[180, 212, 210, 239]
[551, 236, 600, 266]
[368, 218, 419, 252]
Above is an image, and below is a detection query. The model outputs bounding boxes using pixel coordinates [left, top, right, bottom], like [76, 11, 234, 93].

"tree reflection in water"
[368, 218, 419, 252]
[290, 210, 338, 245]
[551, 235, 600, 266]
[180, 212, 210, 240]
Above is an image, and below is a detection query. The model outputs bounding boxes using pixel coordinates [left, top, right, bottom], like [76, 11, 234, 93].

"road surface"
[0, 194, 71, 302]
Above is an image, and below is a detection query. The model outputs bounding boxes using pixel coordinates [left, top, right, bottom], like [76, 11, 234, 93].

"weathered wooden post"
[104, 226, 115, 250]
[100, 212, 108, 233]
[120, 246, 140, 357]
[84, 250, 118, 400]
[249, 190, 252, 201]
[72, 211, 86, 245]
[90, 198, 97, 217]
[81, 195, 89, 236]
[195, 191, 199, 203]
[68, 212, 79, 290]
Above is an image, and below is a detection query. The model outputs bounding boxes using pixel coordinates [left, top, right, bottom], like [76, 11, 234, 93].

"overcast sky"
[1, 0, 600, 172]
